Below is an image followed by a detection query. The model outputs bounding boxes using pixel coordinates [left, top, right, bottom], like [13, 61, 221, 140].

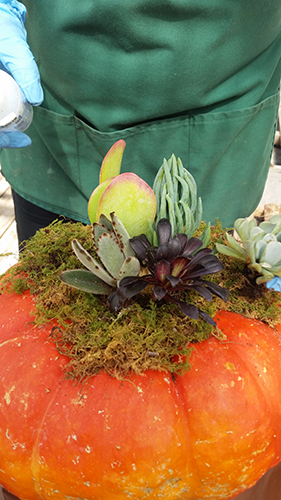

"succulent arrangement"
[60, 142, 230, 326]
[216, 215, 281, 284]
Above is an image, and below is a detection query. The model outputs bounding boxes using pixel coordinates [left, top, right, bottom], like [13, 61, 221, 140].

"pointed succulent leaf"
[181, 236, 203, 257]
[216, 242, 247, 261]
[242, 241, 256, 265]
[59, 269, 113, 294]
[157, 218, 172, 246]
[198, 222, 211, 248]
[225, 232, 248, 258]
[153, 285, 167, 300]
[155, 260, 171, 283]
[171, 257, 189, 277]
[71, 239, 115, 286]
[199, 280, 230, 301]
[109, 212, 135, 258]
[117, 256, 140, 285]
[96, 233, 125, 279]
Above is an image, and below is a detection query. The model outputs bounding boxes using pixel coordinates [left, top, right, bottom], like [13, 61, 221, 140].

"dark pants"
[12, 190, 76, 250]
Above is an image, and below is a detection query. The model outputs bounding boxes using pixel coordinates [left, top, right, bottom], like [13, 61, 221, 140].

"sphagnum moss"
[1, 220, 281, 381]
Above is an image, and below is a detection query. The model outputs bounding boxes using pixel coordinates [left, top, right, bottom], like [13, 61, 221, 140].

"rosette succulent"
[60, 213, 140, 310]
[118, 218, 229, 326]
[216, 214, 281, 284]
[147, 154, 210, 246]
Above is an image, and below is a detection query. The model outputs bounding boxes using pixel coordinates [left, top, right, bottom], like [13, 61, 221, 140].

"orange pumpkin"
[0, 286, 281, 500]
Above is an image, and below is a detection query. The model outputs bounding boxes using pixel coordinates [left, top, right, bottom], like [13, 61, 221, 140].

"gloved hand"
[0, 0, 43, 149]
[266, 276, 281, 292]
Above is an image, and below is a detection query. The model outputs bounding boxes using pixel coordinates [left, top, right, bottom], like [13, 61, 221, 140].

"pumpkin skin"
[0, 289, 281, 500]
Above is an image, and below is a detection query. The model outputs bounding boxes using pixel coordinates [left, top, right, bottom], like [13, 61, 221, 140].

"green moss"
[1, 220, 280, 381]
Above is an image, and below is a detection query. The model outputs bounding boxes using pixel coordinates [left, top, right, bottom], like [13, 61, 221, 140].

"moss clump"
[1, 219, 280, 381]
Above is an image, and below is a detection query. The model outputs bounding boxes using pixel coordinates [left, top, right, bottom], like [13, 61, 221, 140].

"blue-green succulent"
[216, 215, 281, 284]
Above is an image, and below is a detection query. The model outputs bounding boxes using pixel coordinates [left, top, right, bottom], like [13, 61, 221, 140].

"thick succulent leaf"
[259, 241, 281, 267]
[98, 214, 114, 230]
[59, 269, 113, 294]
[174, 202, 184, 234]
[171, 257, 189, 277]
[193, 197, 203, 231]
[243, 241, 256, 265]
[199, 222, 211, 248]
[197, 279, 230, 301]
[117, 256, 140, 285]
[256, 271, 274, 284]
[71, 239, 115, 286]
[259, 221, 279, 234]
[198, 309, 217, 327]
[120, 277, 149, 299]
[181, 237, 203, 257]
[254, 239, 267, 261]
[153, 285, 167, 300]
[216, 242, 247, 261]
[110, 212, 135, 258]
[108, 287, 127, 312]
[96, 233, 125, 279]
[180, 201, 194, 238]
[129, 236, 152, 261]
[249, 226, 265, 239]
[234, 218, 256, 242]
[225, 232, 248, 258]
[187, 284, 213, 301]
[92, 223, 112, 249]
[167, 238, 182, 260]
[175, 233, 188, 252]
[175, 300, 199, 320]
[166, 275, 181, 287]
[157, 218, 171, 246]
[155, 260, 171, 283]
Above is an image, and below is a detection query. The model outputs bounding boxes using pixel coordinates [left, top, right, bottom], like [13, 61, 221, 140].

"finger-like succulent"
[60, 213, 141, 310]
[118, 219, 229, 326]
[216, 215, 281, 284]
[147, 154, 210, 246]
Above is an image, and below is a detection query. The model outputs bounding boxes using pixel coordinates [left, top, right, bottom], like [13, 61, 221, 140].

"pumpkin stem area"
[1, 220, 280, 382]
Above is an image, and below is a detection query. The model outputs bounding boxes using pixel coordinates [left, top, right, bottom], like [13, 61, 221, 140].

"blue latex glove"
[266, 276, 281, 292]
[0, 0, 43, 148]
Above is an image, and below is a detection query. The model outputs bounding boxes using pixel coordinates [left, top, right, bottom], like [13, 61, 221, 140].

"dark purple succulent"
[117, 218, 229, 326]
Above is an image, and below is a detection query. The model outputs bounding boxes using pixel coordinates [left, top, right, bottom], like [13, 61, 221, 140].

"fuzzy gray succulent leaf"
[59, 269, 114, 294]
[92, 223, 112, 249]
[72, 239, 115, 286]
[110, 212, 135, 258]
[117, 256, 141, 286]
[96, 233, 125, 279]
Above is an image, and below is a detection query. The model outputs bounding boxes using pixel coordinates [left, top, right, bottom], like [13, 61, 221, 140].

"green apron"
[1, 0, 281, 226]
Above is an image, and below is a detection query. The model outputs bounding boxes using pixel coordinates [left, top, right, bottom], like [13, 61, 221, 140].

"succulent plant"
[88, 141, 156, 237]
[216, 214, 281, 284]
[59, 213, 141, 310]
[147, 154, 210, 246]
[118, 218, 229, 326]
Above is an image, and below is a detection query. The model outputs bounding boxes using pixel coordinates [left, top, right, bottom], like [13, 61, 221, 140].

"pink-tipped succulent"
[88, 141, 156, 237]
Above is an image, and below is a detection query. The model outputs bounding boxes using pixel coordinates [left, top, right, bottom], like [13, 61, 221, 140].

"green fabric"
[1, 0, 281, 227]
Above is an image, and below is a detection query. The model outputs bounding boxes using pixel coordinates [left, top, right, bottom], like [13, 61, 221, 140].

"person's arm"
[0, 0, 43, 148]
